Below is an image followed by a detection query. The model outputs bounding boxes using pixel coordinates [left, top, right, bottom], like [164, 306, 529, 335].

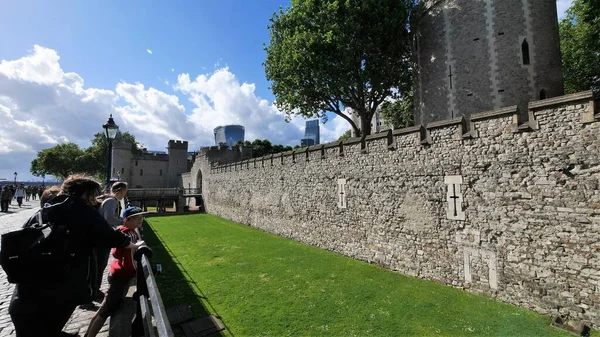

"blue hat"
[123, 206, 149, 219]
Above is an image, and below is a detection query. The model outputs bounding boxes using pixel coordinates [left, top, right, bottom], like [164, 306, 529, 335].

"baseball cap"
[123, 206, 149, 219]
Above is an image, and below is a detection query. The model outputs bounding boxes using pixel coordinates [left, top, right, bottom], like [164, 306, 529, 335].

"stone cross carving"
[337, 179, 347, 209]
[444, 175, 465, 220]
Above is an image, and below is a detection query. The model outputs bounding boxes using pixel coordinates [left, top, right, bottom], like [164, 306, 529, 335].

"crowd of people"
[7, 175, 147, 337]
[0, 184, 47, 212]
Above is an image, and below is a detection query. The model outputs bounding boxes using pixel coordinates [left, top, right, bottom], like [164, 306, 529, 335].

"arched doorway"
[194, 169, 204, 212]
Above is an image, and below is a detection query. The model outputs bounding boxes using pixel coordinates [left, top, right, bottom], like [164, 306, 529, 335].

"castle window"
[135, 160, 138, 166]
[140, 169, 143, 176]
[159, 169, 163, 176]
[121, 167, 124, 174]
[540, 89, 547, 100]
[113, 168, 115, 175]
[522, 39, 530, 65]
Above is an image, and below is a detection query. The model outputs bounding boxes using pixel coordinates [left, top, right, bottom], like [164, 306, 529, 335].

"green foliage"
[147, 214, 582, 337]
[264, 0, 415, 137]
[337, 129, 352, 141]
[30, 143, 87, 180]
[559, 0, 600, 93]
[236, 139, 294, 158]
[30, 131, 140, 181]
[379, 88, 414, 129]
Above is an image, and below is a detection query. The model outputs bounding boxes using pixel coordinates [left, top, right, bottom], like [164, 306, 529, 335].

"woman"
[94, 181, 128, 302]
[9, 174, 145, 337]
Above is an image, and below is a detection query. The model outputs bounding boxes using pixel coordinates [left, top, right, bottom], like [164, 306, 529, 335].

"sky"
[0, 0, 574, 182]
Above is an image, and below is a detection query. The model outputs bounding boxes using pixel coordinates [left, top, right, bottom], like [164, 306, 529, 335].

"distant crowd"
[0, 184, 48, 212]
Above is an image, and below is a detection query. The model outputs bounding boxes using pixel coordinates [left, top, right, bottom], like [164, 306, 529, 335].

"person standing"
[95, 181, 128, 301]
[84, 206, 148, 337]
[9, 174, 145, 337]
[14, 185, 25, 208]
[1, 186, 11, 212]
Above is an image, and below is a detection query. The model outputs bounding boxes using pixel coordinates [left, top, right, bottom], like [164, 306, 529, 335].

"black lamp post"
[103, 114, 119, 192]
[13, 172, 17, 185]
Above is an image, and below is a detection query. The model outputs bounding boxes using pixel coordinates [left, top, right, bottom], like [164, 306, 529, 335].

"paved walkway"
[0, 201, 113, 337]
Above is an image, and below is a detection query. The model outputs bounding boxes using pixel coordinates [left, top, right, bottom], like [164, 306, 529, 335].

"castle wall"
[167, 140, 189, 188]
[189, 91, 599, 326]
[415, 0, 564, 124]
[129, 156, 169, 188]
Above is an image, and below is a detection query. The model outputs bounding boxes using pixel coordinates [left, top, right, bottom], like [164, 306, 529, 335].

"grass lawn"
[144, 214, 593, 337]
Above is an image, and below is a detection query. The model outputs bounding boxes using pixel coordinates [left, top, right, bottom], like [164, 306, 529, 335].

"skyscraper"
[214, 125, 245, 148]
[304, 120, 320, 145]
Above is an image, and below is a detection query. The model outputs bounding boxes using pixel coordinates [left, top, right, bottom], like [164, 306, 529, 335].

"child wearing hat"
[84, 206, 148, 337]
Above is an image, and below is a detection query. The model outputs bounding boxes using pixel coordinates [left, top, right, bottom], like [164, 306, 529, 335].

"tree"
[30, 143, 87, 179]
[337, 130, 352, 141]
[379, 88, 414, 129]
[264, 0, 414, 137]
[559, 0, 600, 93]
[30, 131, 141, 181]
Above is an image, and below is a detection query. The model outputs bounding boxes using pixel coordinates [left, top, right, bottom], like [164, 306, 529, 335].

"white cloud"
[0, 45, 348, 181]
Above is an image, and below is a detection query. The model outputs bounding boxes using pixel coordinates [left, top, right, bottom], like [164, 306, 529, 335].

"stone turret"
[414, 0, 564, 124]
[111, 141, 133, 182]
[167, 140, 189, 188]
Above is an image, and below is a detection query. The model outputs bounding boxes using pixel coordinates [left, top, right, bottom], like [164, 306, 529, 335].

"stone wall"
[186, 91, 599, 327]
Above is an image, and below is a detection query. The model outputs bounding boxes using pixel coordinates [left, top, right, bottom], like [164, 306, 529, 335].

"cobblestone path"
[0, 201, 113, 337]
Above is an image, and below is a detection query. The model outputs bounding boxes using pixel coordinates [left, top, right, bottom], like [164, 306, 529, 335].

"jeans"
[0, 200, 8, 212]
[16, 197, 23, 207]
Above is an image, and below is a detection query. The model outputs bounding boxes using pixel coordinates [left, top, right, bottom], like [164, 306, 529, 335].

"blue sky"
[0, 0, 574, 182]
[0, 0, 284, 101]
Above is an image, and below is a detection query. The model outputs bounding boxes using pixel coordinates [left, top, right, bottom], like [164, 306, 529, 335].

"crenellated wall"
[184, 91, 599, 326]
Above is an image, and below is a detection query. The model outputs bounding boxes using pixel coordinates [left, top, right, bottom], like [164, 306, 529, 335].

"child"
[84, 206, 148, 337]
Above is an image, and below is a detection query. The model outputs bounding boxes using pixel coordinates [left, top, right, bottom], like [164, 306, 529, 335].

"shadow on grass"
[141, 220, 229, 337]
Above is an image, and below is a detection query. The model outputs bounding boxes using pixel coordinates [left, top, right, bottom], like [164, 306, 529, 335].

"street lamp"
[103, 114, 119, 192]
[13, 172, 17, 184]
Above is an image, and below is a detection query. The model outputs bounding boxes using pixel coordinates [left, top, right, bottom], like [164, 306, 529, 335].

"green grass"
[144, 214, 589, 337]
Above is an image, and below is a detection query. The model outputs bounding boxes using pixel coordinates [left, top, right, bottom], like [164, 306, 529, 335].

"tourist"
[40, 185, 60, 207]
[14, 185, 25, 208]
[84, 206, 148, 337]
[1, 186, 11, 212]
[9, 174, 145, 337]
[94, 181, 129, 302]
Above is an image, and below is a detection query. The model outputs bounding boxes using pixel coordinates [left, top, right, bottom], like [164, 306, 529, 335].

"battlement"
[168, 140, 189, 149]
[112, 141, 134, 151]
[210, 90, 596, 171]
[194, 90, 600, 328]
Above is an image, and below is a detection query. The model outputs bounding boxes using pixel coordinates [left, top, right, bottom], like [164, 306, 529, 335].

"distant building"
[350, 110, 393, 137]
[112, 140, 189, 188]
[214, 125, 245, 148]
[304, 120, 320, 145]
[300, 138, 315, 147]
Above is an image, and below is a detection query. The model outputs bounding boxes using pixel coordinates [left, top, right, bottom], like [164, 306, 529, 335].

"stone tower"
[111, 141, 133, 182]
[167, 140, 189, 188]
[414, 0, 564, 125]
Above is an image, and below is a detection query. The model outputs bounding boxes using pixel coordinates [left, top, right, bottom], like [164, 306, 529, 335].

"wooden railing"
[127, 188, 202, 198]
[132, 244, 174, 337]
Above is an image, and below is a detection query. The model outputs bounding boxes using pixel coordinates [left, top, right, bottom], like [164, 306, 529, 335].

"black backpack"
[0, 209, 76, 284]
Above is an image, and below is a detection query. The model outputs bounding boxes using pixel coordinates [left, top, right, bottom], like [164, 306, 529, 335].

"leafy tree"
[337, 130, 352, 141]
[30, 131, 141, 181]
[30, 143, 87, 179]
[235, 139, 292, 158]
[264, 0, 414, 137]
[379, 88, 414, 129]
[559, 0, 600, 93]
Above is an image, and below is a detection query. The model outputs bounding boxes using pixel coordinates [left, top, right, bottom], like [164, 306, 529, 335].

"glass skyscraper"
[214, 125, 245, 148]
[304, 120, 320, 145]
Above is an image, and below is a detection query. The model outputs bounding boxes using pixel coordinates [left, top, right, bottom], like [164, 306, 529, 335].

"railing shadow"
[141, 220, 228, 337]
